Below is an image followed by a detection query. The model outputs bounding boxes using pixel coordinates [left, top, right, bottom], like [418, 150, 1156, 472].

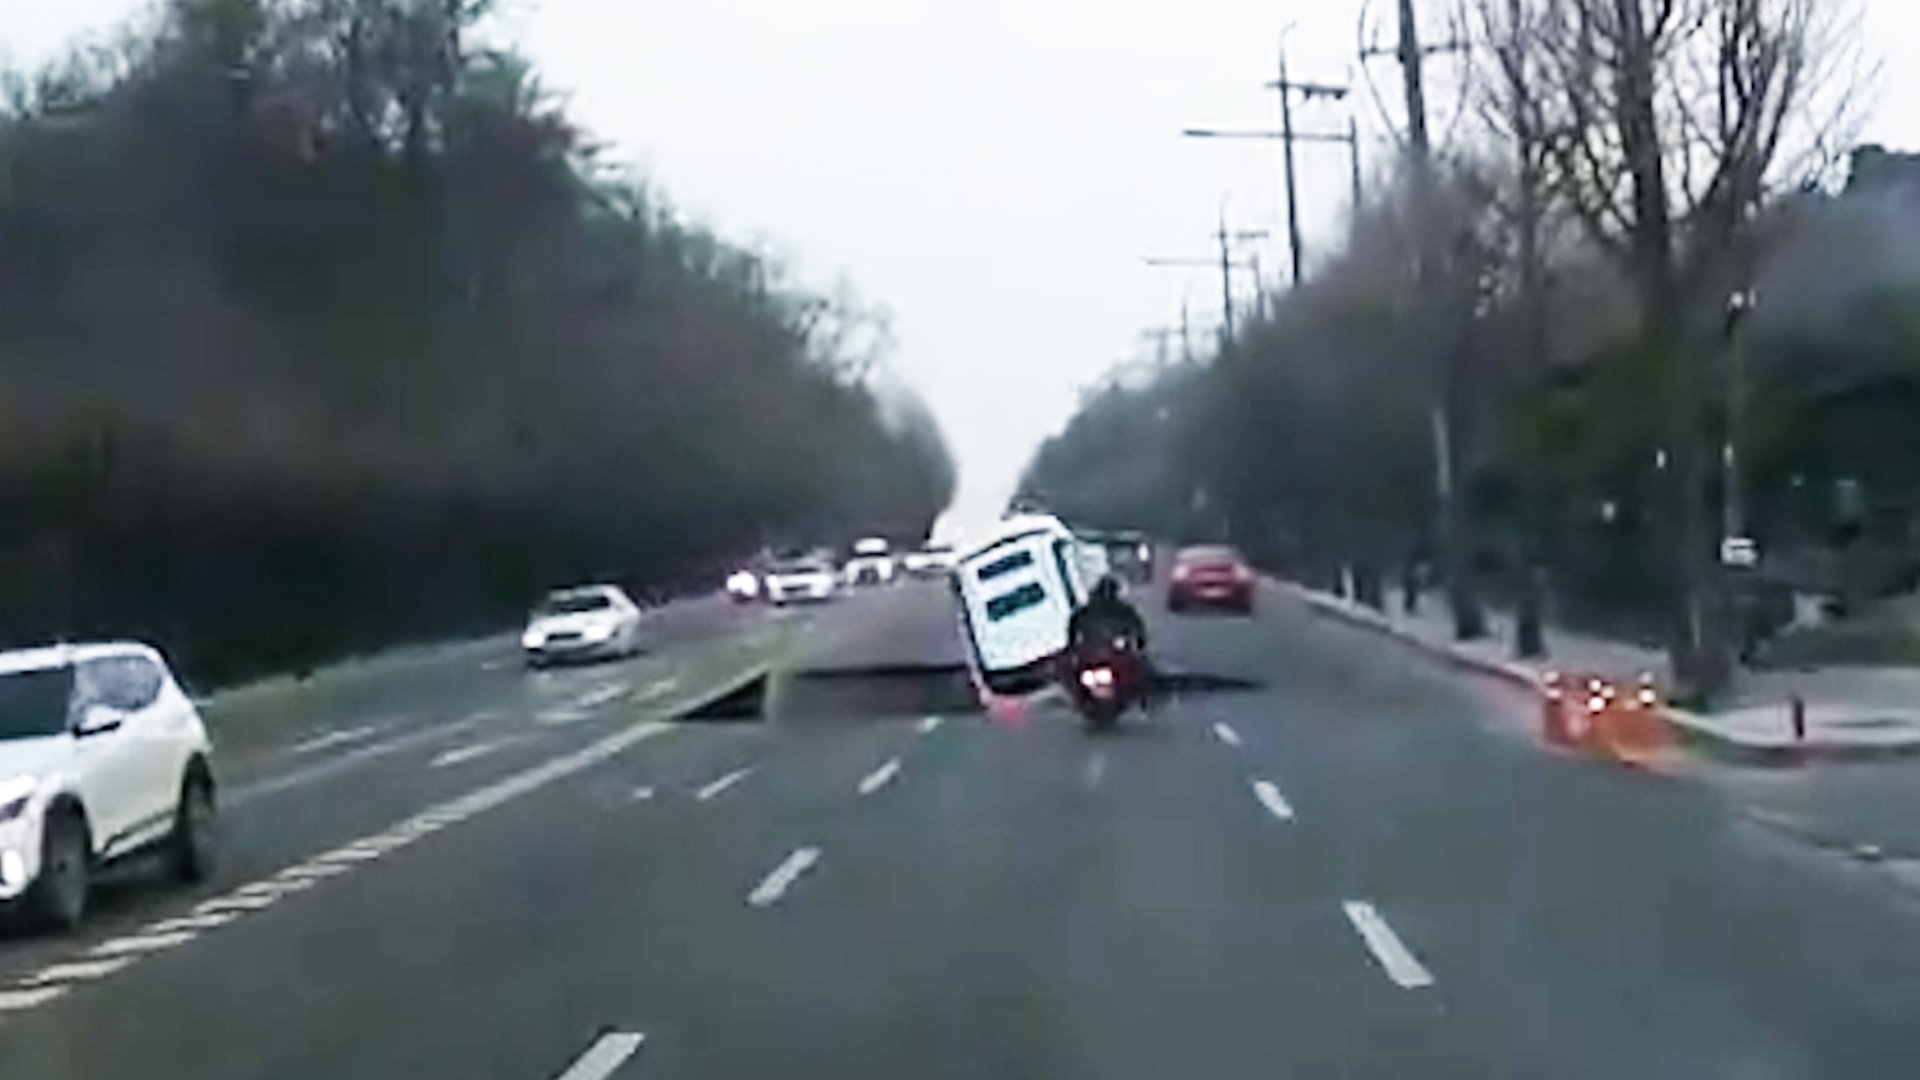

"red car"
[1166, 545, 1256, 614]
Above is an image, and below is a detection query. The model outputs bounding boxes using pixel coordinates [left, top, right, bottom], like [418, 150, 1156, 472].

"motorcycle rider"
[1067, 575, 1151, 691]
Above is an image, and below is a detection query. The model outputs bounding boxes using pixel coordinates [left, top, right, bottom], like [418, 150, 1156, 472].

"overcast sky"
[5, 0, 1917, 534]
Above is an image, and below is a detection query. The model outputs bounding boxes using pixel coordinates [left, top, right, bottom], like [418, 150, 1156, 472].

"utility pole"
[1218, 211, 1237, 343]
[1370, 0, 1483, 639]
[1275, 39, 1304, 286]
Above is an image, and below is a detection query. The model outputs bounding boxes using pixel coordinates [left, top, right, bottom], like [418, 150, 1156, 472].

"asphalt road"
[4, 580, 1920, 1077]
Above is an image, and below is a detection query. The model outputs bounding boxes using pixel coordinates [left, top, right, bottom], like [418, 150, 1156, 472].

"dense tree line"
[1024, 0, 1914, 692]
[0, 0, 953, 685]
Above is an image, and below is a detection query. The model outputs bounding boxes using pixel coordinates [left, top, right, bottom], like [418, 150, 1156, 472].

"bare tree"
[1471, 0, 1561, 659]
[1526, 0, 1865, 697]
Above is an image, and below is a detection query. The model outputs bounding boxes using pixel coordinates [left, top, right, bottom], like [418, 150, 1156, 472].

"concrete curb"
[1280, 582, 1540, 692]
[1279, 578, 1920, 765]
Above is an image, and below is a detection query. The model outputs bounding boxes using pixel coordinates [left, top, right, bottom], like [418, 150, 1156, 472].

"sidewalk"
[1281, 581, 1920, 763]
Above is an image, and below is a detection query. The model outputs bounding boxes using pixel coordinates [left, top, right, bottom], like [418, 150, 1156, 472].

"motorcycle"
[1065, 635, 1146, 731]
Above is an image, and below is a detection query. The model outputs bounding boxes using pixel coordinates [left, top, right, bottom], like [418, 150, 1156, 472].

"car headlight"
[0, 775, 38, 823]
[521, 628, 544, 649]
[581, 621, 613, 642]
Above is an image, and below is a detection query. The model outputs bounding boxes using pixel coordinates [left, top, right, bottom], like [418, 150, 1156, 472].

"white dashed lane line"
[87, 931, 198, 959]
[431, 738, 515, 769]
[230, 717, 487, 806]
[694, 767, 754, 802]
[289, 725, 381, 756]
[747, 847, 822, 908]
[555, 1031, 647, 1080]
[575, 684, 629, 710]
[918, 715, 943, 735]
[0, 988, 66, 1012]
[1084, 751, 1108, 790]
[1251, 780, 1295, 822]
[1212, 722, 1243, 747]
[857, 757, 901, 796]
[1342, 901, 1436, 989]
[26, 959, 132, 986]
[630, 785, 656, 801]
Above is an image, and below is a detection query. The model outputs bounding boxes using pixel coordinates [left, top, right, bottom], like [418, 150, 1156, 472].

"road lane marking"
[88, 931, 198, 959]
[1085, 751, 1108, 790]
[290, 725, 380, 755]
[576, 685, 628, 710]
[555, 1031, 647, 1080]
[748, 847, 822, 908]
[1252, 780, 1295, 821]
[857, 758, 901, 796]
[695, 767, 754, 801]
[1213, 722, 1243, 747]
[631, 785, 656, 801]
[918, 715, 943, 735]
[431, 738, 513, 769]
[0, 710, 682, 1013]
[634, 676, 680, 702]
[194, 892, 282, 914]
[1342, 901, 1435, 989]
[538, 707, 592, 726]
[230, 718, 486, 806]
[146, 912, 240, 933]
[26, 959, 133, 986]
[0, 987, 66, 1011]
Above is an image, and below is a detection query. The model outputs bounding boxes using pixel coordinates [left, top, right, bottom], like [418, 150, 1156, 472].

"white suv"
[0, 643, 217, 931]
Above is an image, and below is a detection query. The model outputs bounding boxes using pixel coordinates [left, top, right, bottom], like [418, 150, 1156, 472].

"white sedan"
[522, 585, 644, 667]
[763, 559, 837, 605]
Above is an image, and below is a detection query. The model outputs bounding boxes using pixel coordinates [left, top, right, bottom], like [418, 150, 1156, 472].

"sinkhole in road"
[728, 663, 1266, 723]
[780, 662, 983, 721]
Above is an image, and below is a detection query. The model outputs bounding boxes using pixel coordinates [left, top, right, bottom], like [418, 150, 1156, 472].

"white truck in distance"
[844, 537, 896, 586]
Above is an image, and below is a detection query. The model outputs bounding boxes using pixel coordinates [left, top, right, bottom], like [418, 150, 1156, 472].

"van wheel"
[170, 772, 217, 884]
[31, 810, 89, 933]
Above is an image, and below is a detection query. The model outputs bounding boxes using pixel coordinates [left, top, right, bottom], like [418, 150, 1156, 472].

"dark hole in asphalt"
[677, 673, 768, 722]
[1151, 670, 1264, 696]
[781, 662, 983, 721]
[768, 663, 1264, 722]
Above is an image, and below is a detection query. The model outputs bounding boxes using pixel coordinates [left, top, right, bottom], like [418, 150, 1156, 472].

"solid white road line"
[748, 847, 822, 908]
[289, 725, 380, 755]
[431, 738, 511, 769]
[554, 1032, 647, 1080]
[1213, 722, 1243, 747]
[0, 987, 66, 1011]
[1342, 901, 1435, 989]
[1252, 780, 1295, 821]
[918, 715, 943, 734]
[695, 767, 754, 801]
[88, 931, 198, 959]
[857, 757, 901, 796]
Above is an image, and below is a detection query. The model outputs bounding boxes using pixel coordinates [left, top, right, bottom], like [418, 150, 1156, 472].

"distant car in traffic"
[0, 643, 217, 931]
[844, 537, 896, 586]
[725, 568, 760, 603]
[1166, 545, 1256, 614]
[763, 558, 838, 605]
[902, 540, 957, 578]
[522, 585, 644, 667]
